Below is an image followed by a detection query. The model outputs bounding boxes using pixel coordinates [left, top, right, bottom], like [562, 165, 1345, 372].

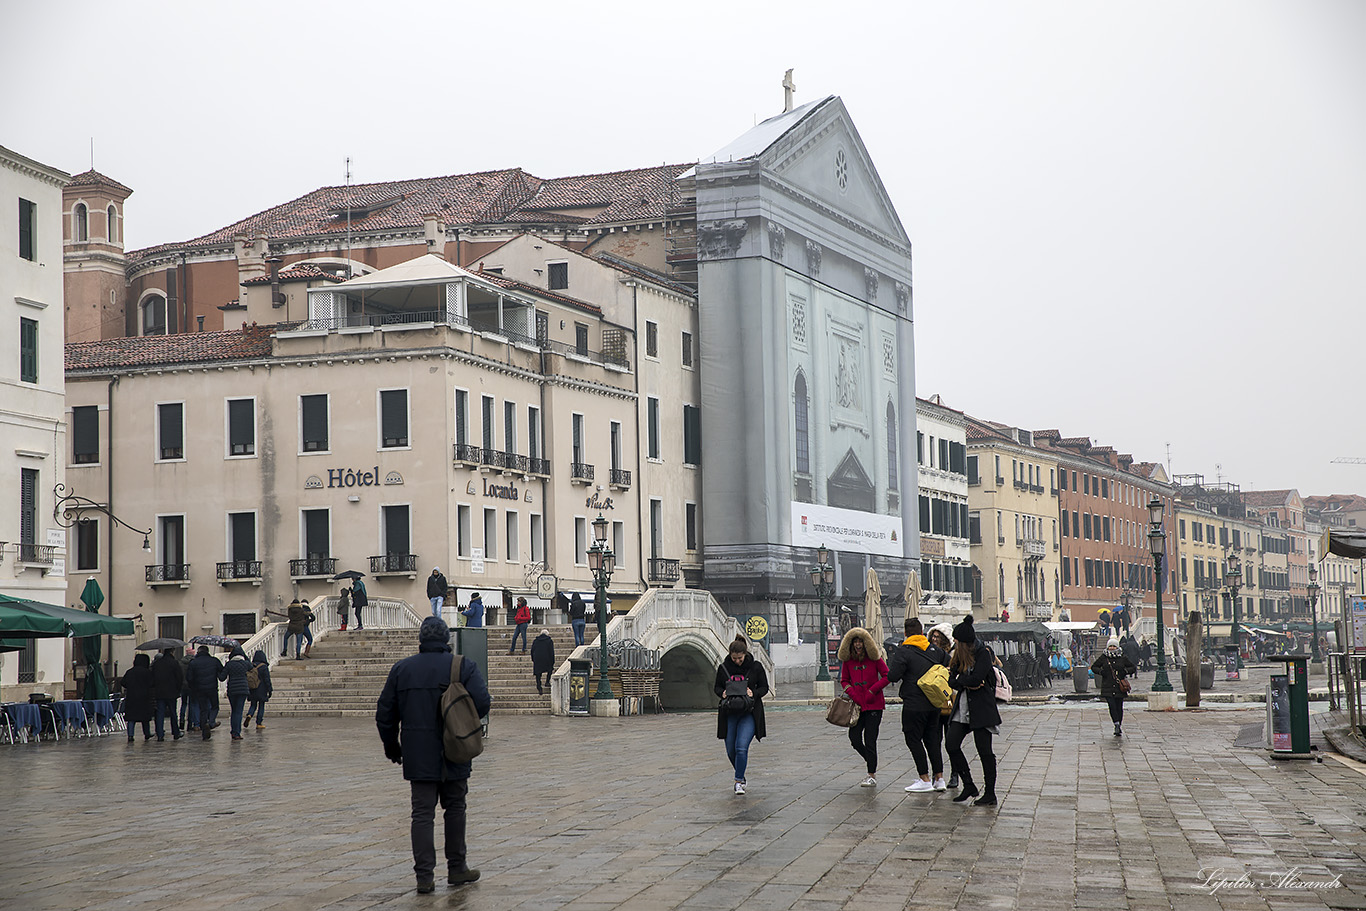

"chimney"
[196, 315, 204, 332]
[266, 257, 286, 308]
[423, 215, 445, 257]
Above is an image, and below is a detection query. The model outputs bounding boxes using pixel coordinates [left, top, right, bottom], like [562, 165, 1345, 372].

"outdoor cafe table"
[46, 700, 90, 738]
[3, 703, 41, 741]
[83, 699, 117, 733]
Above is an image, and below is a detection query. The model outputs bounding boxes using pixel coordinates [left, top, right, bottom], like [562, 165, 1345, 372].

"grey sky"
[5, 1, 1363, 498]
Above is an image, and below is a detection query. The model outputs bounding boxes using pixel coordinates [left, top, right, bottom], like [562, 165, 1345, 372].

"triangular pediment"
[831, 449, 872, 487]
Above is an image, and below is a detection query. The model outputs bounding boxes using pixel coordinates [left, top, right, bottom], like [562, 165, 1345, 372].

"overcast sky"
[5, 1, 1364, 500]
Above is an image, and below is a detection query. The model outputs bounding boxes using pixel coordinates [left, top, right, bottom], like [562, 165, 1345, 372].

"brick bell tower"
[63, 170, 133, 342]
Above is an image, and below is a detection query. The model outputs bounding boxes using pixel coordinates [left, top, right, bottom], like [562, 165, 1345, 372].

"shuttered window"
[72, 406, 99, 463]
[384, 505, 410, 556]
[303, 509, 329, 559]
[380, 389, 408, 448]
[229, 512, 256, 562]
[227, 399, 254, 455]
[647, 398, 660, 460]
[158, 402, 184, 460]
[20, 317, 38, 383]
[19, 198, 35, 261]
[20, 468, 38, 545]
[301, 395, 328, 452]
[683, 404, 701, 466]
[455, 390, 468, 446]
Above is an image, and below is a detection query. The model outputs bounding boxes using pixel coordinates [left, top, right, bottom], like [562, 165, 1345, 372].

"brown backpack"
[440, 654, 485, 763]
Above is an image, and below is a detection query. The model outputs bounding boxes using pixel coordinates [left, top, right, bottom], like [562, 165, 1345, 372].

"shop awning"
[1204, 623, 1233, 637]
[0, 594, 134, 638]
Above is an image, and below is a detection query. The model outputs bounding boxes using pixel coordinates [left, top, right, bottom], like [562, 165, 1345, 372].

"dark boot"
[978, 749, 997, 805]
[952, 767, 978, 802]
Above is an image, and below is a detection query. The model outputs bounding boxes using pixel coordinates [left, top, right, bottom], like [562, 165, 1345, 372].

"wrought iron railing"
[479, 447, 504, 469]
[217, 560, 261, 581]
[528, 457, 550, 477]
[610, 468, 632, 488]
[571, 462, 595, 483]
[146, 564, 191, 583]
[289, 557, 337, 577]
[648, 558, 681, 583]
[17, 543, 55, 564]
[370, 553, 417, 574]
[453, 442, 480, 464]
[503, 453, 530, 474]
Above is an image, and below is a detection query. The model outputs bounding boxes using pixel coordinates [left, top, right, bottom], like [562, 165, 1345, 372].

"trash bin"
[1199, 660, 1214, 689]
[568, 658, 592, 716]
[1073, 665, 1089, 693]
[1267, 653, 1311, 754]
[1223, 644, 1240, 681]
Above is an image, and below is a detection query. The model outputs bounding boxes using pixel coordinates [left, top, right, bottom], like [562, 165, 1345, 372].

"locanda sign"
[482, 478, 520, 501]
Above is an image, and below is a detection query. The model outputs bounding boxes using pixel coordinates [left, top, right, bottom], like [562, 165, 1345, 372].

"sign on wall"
[791, 502, 903, 558]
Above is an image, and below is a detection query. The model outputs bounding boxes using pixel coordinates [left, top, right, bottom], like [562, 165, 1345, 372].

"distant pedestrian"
[1139, 637, 1153, 671]
[1092, 636, 1137, 737]
[568, 592, 587, 646]
[337, 586, 351, 631]
[887, 617, 950, 793]
[178, 650, 196, 731]
[245, 649, 272, 729]
[375, 616, 491, 894]
[185, 645, 226, 740]
[838, 627, 889, 788]
[268, 599, 314, 659]
[530, 629, 555, 695]
[509, 597, 531, 654]
[714, 635, 769, 796]
[427, 567, 448, 619]
[223, 646, 252, 740]
[928, 623, 958, 788]
[151, 647, 184, 741]
[462, 592, 485, 628]
[350, 579, 367, 630]
[120, 652, 156, 742]
[1121, 634, 1141, 671]
[945, 616, 1002, 807]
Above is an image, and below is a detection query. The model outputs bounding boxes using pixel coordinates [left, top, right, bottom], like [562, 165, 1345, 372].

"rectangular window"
[647, 397, 660, 459]
[686, 502, 698, 551]
[481, 395, 494, 450]
[301, 394, 328, 452]
[1061, 511, 1070, 538]
[503, 401, 516, 455]
[548, 261, 568, 290]
[610, 421, 622, 470]
[1083, 474, 1090, 495]
[1084, 559, 1094, 587]
[20, 317, 38, 383]
[1062, 557, 1071, 586]
[483, 508, 497, 561]
[1083, 513, 1092, 540]
[966, 455, 978, 484]
[19, 468, 38, 546]
[683, 404, 701, 466]
[227, 398, 255, 456]
[650, 499, 663, 558]
[919, 496, 931, 531]
[575, 517, 587, 565]
[572, 413, 584, 464]
[530, 513, 543, 564]
[527, 406, 541, 458]
[157, 402, 184, 460]
[1104, 561, 1114, 588]
[19, 198, 36, 261]
[506, 510, 519, 562]
[1101, 478, 1109, 498]
[682, 331, 693, 367]
[917, 432, 924, 465]
[302, 509, 329, 559]
[1179, 519, 1186, 539]
[457, 505, 471, 558]
[613, 521, 625, 566]
[575, 323, 588, 355]
[229, 512, 256, 562]
[645, 320, 658, 358]
[380, 389, 409, 448]
[76, 519, 99, 571]
[1102, 516, 1111, 542]
[72, 405, 99, 464]
[454, 390, 468, 446]
[157, 515, 186, 577]
[383, 505, 410, 556]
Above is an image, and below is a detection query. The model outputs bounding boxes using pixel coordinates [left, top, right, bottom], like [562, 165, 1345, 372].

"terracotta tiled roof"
[241, 264, 345, 286]
[591, 252, 695, 295]
[66, 326, 274, 371]
[1305, 494, 1366, 511]
[67, 169, 133, 195]
[1241, 489, 1296, 508]
[474, 272, 602, 316]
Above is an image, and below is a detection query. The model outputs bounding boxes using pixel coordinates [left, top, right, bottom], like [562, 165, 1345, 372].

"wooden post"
[1185, 610, 1202, 709]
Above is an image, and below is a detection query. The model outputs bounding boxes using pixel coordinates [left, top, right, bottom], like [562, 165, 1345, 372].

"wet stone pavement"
[2, 702, 1364, 911]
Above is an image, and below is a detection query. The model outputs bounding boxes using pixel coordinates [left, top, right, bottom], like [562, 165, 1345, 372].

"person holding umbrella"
[151, 647, 184, 741]
[185, 645, 226, 739]
[120, 652, 156, 742]
[350, 578, 367, 631]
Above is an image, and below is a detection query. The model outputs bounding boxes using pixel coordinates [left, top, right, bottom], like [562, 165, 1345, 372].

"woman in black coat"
[1091, 636, 1137, 737]
[714, 636, 769, 796]
[120, 652, 156, 742]
[944, 616, 1003, 806]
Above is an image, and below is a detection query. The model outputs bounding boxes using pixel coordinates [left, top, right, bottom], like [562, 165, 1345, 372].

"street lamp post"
[1148, 498, 1173, 692]
[1226, 552, 1244, 669]
[587, 512, 616, 701]
[808, 545, 835, 683]
[1308, 564, 1321, 666]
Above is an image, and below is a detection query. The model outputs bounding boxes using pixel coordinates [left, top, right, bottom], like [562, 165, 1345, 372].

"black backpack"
[722, 673, 753, 715]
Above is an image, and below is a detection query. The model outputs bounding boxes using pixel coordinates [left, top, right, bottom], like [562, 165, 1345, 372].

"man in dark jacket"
[427, 567, 448, 618]
[185, 646, 226, 740]
[886, 617, 950, 792]
[151, 648, 185, 741]
[530, 629, 555, 695]
[222, 646, 253, 740]
[376, 617, 491, 894]
[568, 592, 587, 646]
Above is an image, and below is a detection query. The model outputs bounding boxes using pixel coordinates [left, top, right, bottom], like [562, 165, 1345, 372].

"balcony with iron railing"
[648, 558, 681, 584]
[453, 442, 481, 465]
[370, 553, 418, 576]
[217, 560, 262, 583]
[478, 447, 504, 471]
[17, 543, 55, 565]
[571, 462, 595, 485]
[503, 453, 530, 475]
[610, 468, 632, 489]
[146, 563, 191, 585]
[528, 457, 550, 477]
[290, 557, 337, 579]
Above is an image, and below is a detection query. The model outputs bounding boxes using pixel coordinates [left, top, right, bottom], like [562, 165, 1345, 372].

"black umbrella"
[332, 570, 366, 581]
[136, 637, 186, 651]
[188, 634, 242, 649]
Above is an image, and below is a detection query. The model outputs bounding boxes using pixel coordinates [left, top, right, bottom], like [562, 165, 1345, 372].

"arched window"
[74, 203, 88, 242]
[107, 205, 118, 243]
[886, 402, 898, 491]
[142, 294, 168, 336]
[794, 372, 809, 474]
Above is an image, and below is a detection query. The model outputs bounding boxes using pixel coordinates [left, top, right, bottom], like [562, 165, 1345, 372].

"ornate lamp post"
[1147, 498, 1173, 692]
[54, 483, 152, 552]
[1226, 551, 1244, 669]
[587, 512, 616, 701]
[1308, 564, 1321, 666]
[808, 545, 835, 682]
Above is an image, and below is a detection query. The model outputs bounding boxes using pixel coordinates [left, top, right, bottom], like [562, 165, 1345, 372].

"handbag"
[994, 665, 1013, 704]
[722, 675, 753, 715]
[825, 693, 860, 727]
[1119, 677, 1132, 695]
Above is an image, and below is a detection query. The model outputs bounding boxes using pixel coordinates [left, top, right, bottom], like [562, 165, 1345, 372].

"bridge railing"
[239, 596, 422, 671]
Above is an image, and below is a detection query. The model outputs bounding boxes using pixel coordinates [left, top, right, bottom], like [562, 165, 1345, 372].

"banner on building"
[791, 502, 903, 558]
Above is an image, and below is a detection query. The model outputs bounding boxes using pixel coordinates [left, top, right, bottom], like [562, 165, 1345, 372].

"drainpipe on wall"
[105, 375, 117, 680]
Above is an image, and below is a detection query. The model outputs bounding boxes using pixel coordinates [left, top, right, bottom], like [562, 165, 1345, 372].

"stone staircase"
[267, 626, 582, 717]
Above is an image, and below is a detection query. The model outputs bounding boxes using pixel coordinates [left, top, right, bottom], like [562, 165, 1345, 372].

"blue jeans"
[228, 694, 247, 737]
[571, 619, 586, 646]
[430, 597, 444, 617]
[245, 699, 265, 725]
[510, 623, 528, 652]
[724, 713, 757, 781]
[155, 698, 181, 740]
[287, 627, 314, 657]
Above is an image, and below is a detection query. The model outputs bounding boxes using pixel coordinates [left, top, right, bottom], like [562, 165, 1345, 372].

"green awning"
[0, 593, 134, 638]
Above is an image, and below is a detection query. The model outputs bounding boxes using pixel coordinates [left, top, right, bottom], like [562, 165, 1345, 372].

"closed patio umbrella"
[903, 569, 922, 623]
[80, 578, 109, 699]
[865, 568, 884, 649]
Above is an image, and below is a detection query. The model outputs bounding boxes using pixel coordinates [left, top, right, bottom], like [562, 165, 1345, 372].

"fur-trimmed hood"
[837, 626, 881, 661]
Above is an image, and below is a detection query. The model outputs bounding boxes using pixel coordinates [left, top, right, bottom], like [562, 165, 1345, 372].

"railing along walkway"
[240, 597, 423, 671]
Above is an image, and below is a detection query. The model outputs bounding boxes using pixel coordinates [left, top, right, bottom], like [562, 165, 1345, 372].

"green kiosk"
[1267, 653, 1312, 758]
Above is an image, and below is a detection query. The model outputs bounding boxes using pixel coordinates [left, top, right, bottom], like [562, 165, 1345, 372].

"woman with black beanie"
[945, 615, 1002, 806]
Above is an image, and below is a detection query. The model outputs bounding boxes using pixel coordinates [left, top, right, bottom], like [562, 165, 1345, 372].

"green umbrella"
[0, 593, 133, 638]
[80, 579, 109, 699]
[0, 638, 25, 653]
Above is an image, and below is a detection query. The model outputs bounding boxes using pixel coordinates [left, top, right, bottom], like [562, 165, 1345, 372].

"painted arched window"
[886, 402, 898, 491]
[794, 372, 809, 474]
[107, 205, 118, 243]
[142, 294, 168, 336]
[74, 203, 88, 242]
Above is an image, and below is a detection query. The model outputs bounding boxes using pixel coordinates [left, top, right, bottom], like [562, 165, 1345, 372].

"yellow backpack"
[917, 663, 952, 709]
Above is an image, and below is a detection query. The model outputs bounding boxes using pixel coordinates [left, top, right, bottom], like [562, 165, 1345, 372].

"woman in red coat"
[838, 627, 890, 788]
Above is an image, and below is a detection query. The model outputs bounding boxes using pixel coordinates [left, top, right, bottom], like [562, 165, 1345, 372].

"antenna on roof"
[782, 68, 796, 113]
[90, 137, 94, 170]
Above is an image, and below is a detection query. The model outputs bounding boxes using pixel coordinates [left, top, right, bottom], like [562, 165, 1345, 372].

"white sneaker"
[905, 779, 935, 792]
[932, 777, 947, 792]
[859, 776, 877, 788]
[734, 781, 745, 795]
